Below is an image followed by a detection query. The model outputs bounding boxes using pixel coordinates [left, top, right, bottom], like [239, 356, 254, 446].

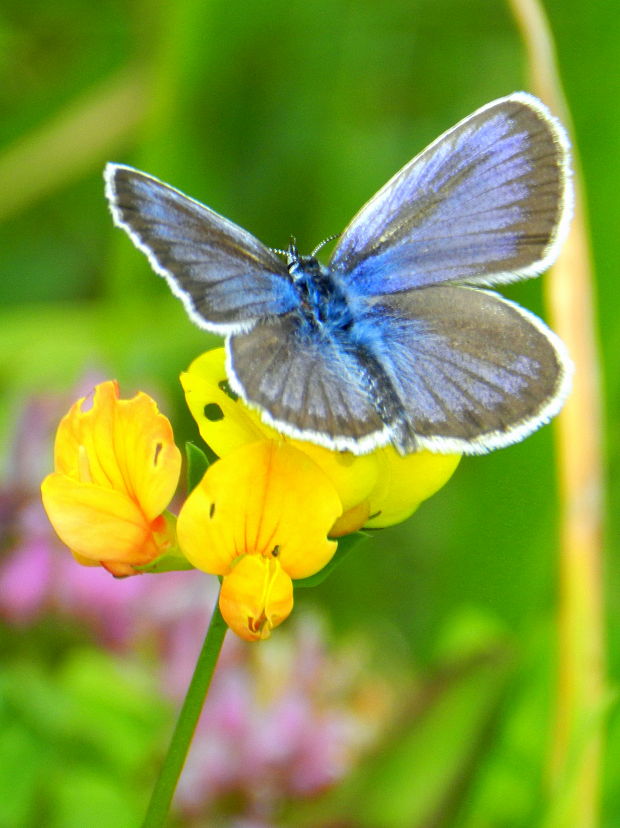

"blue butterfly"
[105, 92, 573, 456]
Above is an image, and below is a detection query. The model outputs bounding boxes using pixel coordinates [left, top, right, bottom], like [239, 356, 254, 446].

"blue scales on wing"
[329, 94, 571, 296]
[345, 285, 570, 453]
[105, 164, 299, 334]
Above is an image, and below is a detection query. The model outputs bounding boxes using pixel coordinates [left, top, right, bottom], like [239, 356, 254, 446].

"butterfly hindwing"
[105, 164, 298, 334]
[349, 285, 572, 453]
[329, 93, 572, 297]
[227, 284, 571, 455]
[226, 314, 390, 453]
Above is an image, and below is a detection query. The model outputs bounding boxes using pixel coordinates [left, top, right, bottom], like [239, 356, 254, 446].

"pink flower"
[174, 614, 396, 822]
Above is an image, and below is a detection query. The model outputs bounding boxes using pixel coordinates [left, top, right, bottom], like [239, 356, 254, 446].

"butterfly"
[105, 92, 573, 456]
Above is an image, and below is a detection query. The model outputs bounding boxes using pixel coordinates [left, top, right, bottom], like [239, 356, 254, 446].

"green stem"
[142, 597, 228, 828]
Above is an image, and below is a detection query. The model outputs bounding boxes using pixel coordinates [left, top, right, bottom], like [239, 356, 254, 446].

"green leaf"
[136, 550, 195, 573]
[295, 532, 369, 589]
[185, 441, 214, 492]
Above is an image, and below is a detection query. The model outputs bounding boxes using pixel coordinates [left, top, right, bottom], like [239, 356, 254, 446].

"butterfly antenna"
[311, 232, 340, 257]
[271, 236, 298, 259]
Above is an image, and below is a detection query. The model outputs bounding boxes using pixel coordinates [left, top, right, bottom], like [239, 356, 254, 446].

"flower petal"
[175, 477, 233, 575]
[330, 500, 371, 537]
[219, 555, 294, 641]
[365, 448, 461, 528]
[41, 473, 156, 564]
[177, 440, 341, 579]
[287, 439, 378, 513]
[54, 381, 181, 520]
[181, 350, 268, 457]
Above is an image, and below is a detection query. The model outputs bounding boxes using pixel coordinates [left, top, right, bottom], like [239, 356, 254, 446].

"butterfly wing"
[351, 285, 572, 453]
[105, 164, 298, 333]
[226, 314, 390, 453]
[329, 93, 572, 296]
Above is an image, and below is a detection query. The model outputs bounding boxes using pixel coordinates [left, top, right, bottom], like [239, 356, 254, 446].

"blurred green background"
[1, 0, 617, 825]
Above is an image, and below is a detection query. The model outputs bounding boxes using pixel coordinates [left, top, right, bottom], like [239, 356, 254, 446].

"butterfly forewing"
[329, 93, 572, 296]
[105, 164, 298, 333]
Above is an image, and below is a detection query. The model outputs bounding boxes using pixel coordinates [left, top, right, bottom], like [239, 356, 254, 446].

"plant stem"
[142, 597, 228, 828]
[508, 2, 605, 825]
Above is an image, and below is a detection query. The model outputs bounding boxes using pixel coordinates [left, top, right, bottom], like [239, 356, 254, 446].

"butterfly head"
[285, 240, 322, 283]
[285, 238, 300, 269]
[284, 232, 341, 281]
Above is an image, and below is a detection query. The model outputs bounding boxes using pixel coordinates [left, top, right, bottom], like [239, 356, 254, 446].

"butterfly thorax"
[287, 247, 354, 333]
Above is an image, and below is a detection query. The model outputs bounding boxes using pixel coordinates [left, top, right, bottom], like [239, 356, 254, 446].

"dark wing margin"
[226, 314, 390, 453]
[105, 164, 297, 334]
[356, 285, 572, 453]
[329, 93, 572, 296]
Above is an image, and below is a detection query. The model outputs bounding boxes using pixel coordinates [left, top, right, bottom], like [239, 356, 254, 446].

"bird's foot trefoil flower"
[41, 381, 181, 576]
[176, 348, 461, 639]
[177, 439, 342, 640]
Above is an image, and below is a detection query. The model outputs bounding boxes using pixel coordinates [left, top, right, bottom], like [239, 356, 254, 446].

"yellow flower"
[177, 440, 342, 641]
[219, 555, 294, 642]
[177, 349, 461, 640]
[41, 381, 181, 576]
[38, 352, 460, 642]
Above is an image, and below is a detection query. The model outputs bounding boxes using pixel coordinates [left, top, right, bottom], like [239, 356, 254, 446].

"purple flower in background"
[174, 614, 394, 824]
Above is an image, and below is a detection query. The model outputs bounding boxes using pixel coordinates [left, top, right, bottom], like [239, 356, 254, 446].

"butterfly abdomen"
[351, 346, 417, 453]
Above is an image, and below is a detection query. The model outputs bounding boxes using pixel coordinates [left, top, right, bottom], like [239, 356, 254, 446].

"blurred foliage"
[0, 647, 167, 827]
[1, 0, 618, 825]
